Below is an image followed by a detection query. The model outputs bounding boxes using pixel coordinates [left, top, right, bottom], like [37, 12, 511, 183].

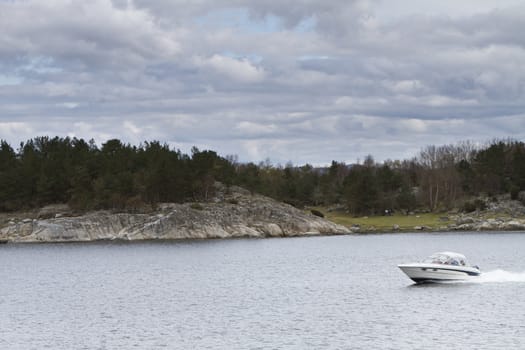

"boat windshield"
[422, 253, 468, 266]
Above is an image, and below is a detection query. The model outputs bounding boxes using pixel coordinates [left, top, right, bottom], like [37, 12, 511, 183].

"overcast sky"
[1, 0, 524, 165]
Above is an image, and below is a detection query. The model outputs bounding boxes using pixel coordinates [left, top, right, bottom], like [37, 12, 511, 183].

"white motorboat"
[398, 251, 480, 283]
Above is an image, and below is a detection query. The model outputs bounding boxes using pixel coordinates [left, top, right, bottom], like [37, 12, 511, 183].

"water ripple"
[0, 233, 524, 349]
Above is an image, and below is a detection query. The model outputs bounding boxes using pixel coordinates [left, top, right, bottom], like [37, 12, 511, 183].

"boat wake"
[470, 270, 525, 283]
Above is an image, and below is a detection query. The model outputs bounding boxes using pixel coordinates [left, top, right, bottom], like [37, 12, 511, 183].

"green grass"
[311, 207, 452, 232]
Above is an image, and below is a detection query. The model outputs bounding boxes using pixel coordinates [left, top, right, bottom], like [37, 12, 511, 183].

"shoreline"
[317, 207, 525, 234]
[2, 228, 525, 245]
[3, 193, 525, 244]
[0, 187, 350, 243]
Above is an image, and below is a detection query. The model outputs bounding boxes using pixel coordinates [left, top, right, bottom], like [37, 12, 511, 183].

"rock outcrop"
[449, 215, 525, 231]
[445, 195, 525, 232]
[0, 186, 350, 243]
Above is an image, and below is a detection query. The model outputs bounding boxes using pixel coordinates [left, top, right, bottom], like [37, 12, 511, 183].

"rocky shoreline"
[448, 196, 525, 231]
[394, 217, 525, 233]
[347, 196, 525, 233]
[0, 186, 350, 243]
[2, 188, 525, 243]
[447, 216, 525, 232]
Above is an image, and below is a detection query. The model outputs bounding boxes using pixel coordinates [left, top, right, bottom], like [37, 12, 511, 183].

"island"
[0, 184, 350, 243]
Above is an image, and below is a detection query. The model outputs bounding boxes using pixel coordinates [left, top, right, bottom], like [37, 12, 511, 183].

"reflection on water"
[406, 281, 473, 289]
[1, 232, 524, 349]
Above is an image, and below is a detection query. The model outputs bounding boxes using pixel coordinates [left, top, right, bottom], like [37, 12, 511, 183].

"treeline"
[238, 139, 525, 215]
[0, 137, 235, 212]
[1, 136, 525, 214]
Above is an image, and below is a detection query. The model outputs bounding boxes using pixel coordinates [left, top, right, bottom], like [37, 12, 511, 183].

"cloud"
[0, 121, 33, 136]
[0, 0, 524, 164]
[194, 54, 265, 83]
[235, 121, 276, 136]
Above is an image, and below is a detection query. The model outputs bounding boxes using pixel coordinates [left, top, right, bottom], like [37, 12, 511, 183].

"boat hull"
[398, 263, 480, 283]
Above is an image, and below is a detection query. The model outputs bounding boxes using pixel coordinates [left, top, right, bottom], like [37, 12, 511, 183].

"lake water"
[1, 232, 525, 349]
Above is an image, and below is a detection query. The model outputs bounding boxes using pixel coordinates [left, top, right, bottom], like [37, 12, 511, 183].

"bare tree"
[416, 142, 475, 211]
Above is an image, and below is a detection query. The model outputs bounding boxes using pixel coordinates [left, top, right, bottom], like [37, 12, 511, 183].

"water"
[1, 232, 524, 349]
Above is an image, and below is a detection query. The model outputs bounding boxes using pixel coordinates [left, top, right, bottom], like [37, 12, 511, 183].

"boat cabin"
[422, 252, 468, 266]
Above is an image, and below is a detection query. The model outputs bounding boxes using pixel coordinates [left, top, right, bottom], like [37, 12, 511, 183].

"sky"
[1, 0, 525, 165]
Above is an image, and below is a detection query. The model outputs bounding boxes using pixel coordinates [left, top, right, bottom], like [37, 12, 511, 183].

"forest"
[1, 136, 525, 215]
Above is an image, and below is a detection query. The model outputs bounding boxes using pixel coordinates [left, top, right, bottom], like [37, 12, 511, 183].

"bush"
[283, 199, 304, 209]
[310, 209, 324, 218]
[510, 185, 520, 200]
[518, 191, 525, 206]
[462, 201, 476, 213]
[475, 199, 486, 211]
[462, 199, 486, 213]
[190, 203, 204, 210]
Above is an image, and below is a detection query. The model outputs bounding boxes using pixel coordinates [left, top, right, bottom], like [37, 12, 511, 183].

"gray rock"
[477, 221, 498, 231]
[1, 188, 351, 243]
[457, 223, 474, 230]
[503, 220, 525, 230]
[38, 204, 71, 219]
[456, 216, 475, 225]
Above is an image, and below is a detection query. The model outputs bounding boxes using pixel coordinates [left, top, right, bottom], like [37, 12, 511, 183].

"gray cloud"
[0, 0, 524, 164]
